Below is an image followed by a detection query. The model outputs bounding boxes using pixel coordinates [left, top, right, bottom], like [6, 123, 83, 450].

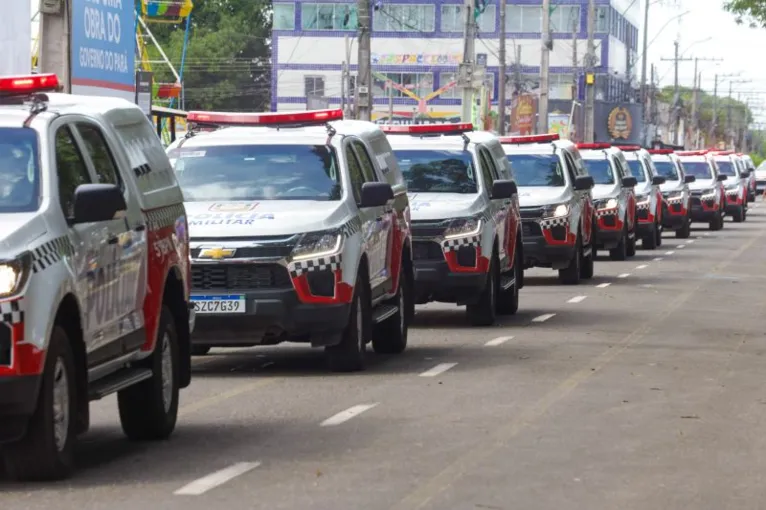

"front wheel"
[675, 216, 691, 239]
[372, 268, 410, 354]
[610, 226, 628, 261]
[642, 222, 658, 250]
[3, 326, 77, 481]
[559, 236, 581, 285]
[467, 254, 498, 326]
[497, 245, 521, 315]
[118, 305, 180, 441]
[733, 205, 745, 223]
[326, 274, 370, 372]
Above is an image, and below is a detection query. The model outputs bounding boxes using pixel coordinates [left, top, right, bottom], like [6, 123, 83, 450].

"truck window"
[0, 128, 40, 213]
[55, 126, 93, 219]
[76, 123, 122, 189]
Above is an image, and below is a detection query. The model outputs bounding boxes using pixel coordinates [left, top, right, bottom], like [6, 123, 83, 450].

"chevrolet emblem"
[199, 247, 236, 260]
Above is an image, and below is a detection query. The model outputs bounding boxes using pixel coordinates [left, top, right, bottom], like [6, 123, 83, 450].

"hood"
[517, 186, 572, 208]
[185, 200, 352, 237]
[688, 178, 717, 191]
[408, 192, 484, 221]
[592, 183, 620, 200]
[634, 182, 653, 197]
[755, 168, 766, 179]
[659, 180, 683, 193]
[0, 213, 47, 257]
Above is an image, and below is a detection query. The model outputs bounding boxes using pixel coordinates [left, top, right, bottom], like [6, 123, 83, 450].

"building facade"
[271, 0, 640, 124]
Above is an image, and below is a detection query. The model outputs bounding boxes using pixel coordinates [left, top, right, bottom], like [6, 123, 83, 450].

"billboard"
[71, 0, 135, 100]
[0, 0, 31, 76]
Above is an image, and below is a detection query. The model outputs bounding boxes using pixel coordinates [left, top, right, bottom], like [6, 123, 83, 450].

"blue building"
[271, 0, 640, 123]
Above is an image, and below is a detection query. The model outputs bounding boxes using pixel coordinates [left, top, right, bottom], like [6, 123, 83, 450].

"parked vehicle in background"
[710, 150, 748, 223]
[754, 161, 766, 196]
[739, 154, 757, 202]
[677, 150, 727, 231]
[648, 149, 695, 239]
[616, 145, 665, 250]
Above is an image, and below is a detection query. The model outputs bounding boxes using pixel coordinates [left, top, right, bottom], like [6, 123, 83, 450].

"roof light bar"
[710, 149, 734, 155]
[614, 145, 642, 152]
[0, 73, 60, 96]
[498, 133, 560, 144]
[186, 109, 344, 126]
[576, 142, 611, 150]
[676, 150, 708, 156]
[379, 123, 474, 135]
[647, 148, 674, 154]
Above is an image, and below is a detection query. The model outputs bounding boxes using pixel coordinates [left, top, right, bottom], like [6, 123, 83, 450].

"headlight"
[542, 203, 569, 218]
[444, 216, 482, 239]
[700, 188, 718, 200]
[291, 229, 343, 261]
[0, 253, 31, 298]
[596, 198, 618, 210]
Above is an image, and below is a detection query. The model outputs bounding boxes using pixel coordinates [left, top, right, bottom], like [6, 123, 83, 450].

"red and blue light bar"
[380, 123, 474, 135]
[647, 148, 674, 154]
[498, 133, 560, 144]
[0, 74, 60, 96]
[576, 143, 610, 150]
[676, 150, 708, 156]
[614, 145, 642, 152]
[186, 109, 344, 126]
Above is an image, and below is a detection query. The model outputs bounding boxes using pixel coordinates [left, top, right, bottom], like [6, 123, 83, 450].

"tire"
[118, 305, 180, 441]
[191, 345, 210, 356]
[3, 326, 77, 481]
[580, 240, 595, 279]
[655, 223, 663, 246]
[733, 205, 745, 223]
[642, 222, 658, 250]
[675, 216, 691, 239]
[467, 253, 498, 326]
[497, 245, 521, 315]
[558, 236, 581, 285]
[325, 273, 369, 372]
[372, 268, 410, 354]
[610, 226, 627, 261]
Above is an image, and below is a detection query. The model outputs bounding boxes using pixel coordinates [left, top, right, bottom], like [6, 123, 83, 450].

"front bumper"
[690, 195, 721, 222]
[0, 375, 41, 443]
[413, 260, 488, 304]
[661, 200, 688, 229]
[593, 209, 624, 249]
[724, 192, 745, 213]
[520, 218, 577, 270]
[192, 288, 352, 347]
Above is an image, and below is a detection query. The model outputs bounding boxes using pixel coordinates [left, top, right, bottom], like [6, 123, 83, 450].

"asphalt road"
[3, 203, 766, 510]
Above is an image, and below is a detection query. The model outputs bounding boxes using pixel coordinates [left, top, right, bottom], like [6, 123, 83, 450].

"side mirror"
[742, 169, 752, 177]
[72, 184, 127, 224]
[359, 182, 394, 208]
[717, 174, 728, 182]
[490, 180, 517, 199]
[574, 175, 595, 191]
[651, 175, 666, 185]
[684, 175, 696, 184]
[621, 176, 638, 188]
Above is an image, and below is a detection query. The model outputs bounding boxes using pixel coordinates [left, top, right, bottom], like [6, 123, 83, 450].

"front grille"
[637, 209, 650, 221]
[192, 264, 292, 291]
[411, 220, 449, 239]
[671, 203, 684, 214]
[522, 220, 543, 237]
[191, 246, 293, 259]
[413, 240, 444, 261]
[690, 197, 701, 207]
[520, 207, 544, 219]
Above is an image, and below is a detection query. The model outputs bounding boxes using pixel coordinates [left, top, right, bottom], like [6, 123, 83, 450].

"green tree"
[145, 0, 272, 111]
[724, 0, 766, 26]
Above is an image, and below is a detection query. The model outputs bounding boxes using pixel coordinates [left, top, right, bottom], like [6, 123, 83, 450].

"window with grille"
[373, 4, 435, 32]
[372, 73, 433, 98]
[301, 3, 358, 30]
[505, 5, 541, 32]
[273, 3, 295, 30]
[549, 5, 580, 33]
[441, 4, 496, 33]
[304, 76, 326, 97]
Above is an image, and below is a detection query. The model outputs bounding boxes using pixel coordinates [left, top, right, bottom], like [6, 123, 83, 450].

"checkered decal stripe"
[637, 202, 651, 211]
[146, 204, 186, 232]
[442, 235, 481, 252]
[339, 217, 362, 238]
[32, 236, 74, 273]
[289, 255, 342, 278]
[539, 217, 569, 229]
[0, 299, 23, 324]
[666, 197, 684, 205]
[595, 209, 617, 218]
[726, 189, 740, 195]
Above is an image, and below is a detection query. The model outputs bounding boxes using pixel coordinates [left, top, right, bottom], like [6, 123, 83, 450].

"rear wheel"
[467, 253, 498, 326]
[326, 273, 370, 372]
[3, 326, 77, 481]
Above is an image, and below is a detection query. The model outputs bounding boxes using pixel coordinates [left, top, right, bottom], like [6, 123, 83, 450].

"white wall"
[1, 0, 31, 75]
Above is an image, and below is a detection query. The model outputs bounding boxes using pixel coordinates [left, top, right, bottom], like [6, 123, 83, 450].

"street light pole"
[498, 0, 507, 134]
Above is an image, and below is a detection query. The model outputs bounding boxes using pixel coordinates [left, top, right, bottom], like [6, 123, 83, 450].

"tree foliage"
[657, 86, 753, 141]
[723, 0, 766, 27]
[145, 0, 272, 111]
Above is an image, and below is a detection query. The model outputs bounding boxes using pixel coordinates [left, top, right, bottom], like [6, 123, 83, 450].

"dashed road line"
[665, 250, 675, 255]
[686, 239, 695, 244]
[320, 403, 379, 426]
[617, 273, 630, 278]
[174, 462, 261, 495]
[676, 244, 686, 249]
[636, 264, 648, 269]
[485, 336, 514, 347]
[653, 257, 663, 261]
[596, 283, 611, 288]
[567, 296, 587, 303]
[420, 363, 458, 377]
[531, 313, 556, 323]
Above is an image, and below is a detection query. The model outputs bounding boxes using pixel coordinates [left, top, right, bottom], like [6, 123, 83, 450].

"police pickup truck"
[500, 134, 595, 285]
[616, 145, 666, 250]
[710, 150, 748, 223]
[648, 148, 695, 239]
[171, 109, 413, 372]
[677, 150, 727, 231]
[0, 74, 193, 480]
[383, 123, 522, 326]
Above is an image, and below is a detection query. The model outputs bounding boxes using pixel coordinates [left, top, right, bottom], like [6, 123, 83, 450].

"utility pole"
[538, 0, 552, 134]
[459, 0, 478, 123]
[660, 41, 693, 145]
[572, 22, 578, 103]
[514, 46, 522, 97]
[650, 64, 658, 141]
[726, 79, 751, 148]
[584, 0, 595, 142]
[639, 0, 650, 113]
[498, 0, 507, 134]
[691, 61, 698, 146]
[356, 0, 372, 121]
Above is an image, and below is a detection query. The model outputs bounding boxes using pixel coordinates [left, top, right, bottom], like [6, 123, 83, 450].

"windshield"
[626, 160, 647, 183]
[683, 161, 713, 180]
[717, 161, 737, 176]
[173, 145, 341, 201]
[506, 154, 566, 187]
[582, 159, 615, 185]
[653, 161, 679, 180]
[395, 149, 478, 193]
[0, 128, 40, 213]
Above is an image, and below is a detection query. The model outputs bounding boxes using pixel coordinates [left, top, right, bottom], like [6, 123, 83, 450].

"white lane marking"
[596, 283, 611, 288]
[636, 264, 648, 269]
[174, 462, 261, 496]
[677, 244, 686, 249]
[653, 257, 663, 261]
[665, 250, 675, 255]
[419, 363, 458, 377]
[532, 313, 556, 323]
[617, 273, 630, 278]
[686, 239, 695, 244]
[321, 403, 379, 426]
[485, 336, 514, 347]
[704, 233, 711, 237]
[567, 296, 587, 303]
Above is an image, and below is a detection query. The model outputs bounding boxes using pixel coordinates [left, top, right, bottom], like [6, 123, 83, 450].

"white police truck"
[382, 123, 522, 326]
[0, 74, 193, 480]
[648, 148, 696, 239]
[170, 109, 413, 372]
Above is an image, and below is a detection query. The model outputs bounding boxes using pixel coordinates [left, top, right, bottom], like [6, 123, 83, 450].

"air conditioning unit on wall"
[40, 0, 62, 14]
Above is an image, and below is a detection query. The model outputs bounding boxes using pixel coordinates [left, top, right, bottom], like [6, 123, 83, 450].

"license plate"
[192, 295, 246, 314]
